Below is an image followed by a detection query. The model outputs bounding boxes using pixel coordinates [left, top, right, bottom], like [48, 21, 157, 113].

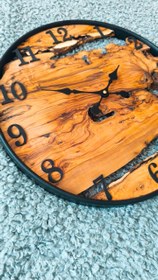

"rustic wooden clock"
[0, 20, 158, 207]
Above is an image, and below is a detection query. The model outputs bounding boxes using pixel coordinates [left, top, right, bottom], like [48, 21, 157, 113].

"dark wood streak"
[0, 105, 32, 122]
[40, 133, 51, 138]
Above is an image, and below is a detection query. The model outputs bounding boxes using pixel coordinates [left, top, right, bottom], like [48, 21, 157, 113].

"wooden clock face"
[0, 20, 158, 207]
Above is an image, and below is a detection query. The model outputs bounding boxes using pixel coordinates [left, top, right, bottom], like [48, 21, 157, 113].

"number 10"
[0, 82, 27, 105]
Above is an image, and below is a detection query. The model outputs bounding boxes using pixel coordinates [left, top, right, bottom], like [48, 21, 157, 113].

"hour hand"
[43, 65, 120, 97]
[53, 87, 102, 96]
[56, 66, 120, 97]
[53, 88, 81, 95]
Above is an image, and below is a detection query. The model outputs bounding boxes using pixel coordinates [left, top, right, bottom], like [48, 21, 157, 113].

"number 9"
[7, 124, 27, 147]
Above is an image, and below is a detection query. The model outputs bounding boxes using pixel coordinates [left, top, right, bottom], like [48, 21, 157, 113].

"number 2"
[128, 36, 143, 50]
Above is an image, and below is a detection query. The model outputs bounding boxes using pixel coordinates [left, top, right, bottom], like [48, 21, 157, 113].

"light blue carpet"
[0, 0, 158, 279]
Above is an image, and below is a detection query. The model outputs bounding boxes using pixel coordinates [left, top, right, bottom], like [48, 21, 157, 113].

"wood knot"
[140, 72, 152, 87]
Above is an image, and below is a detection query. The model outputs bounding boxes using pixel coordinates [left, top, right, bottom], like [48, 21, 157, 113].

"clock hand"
[96, 66, 131, 99]
[47, 65, 120, 98]
[88, 65, 120, 122]
[51, 87, 102, 96]
[42, 85, 130, 98]
[100, 65, 120, 98]
[40, 65, 130, 107]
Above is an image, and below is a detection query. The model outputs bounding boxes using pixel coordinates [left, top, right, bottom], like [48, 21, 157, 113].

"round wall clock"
[0, 20, 158, 207]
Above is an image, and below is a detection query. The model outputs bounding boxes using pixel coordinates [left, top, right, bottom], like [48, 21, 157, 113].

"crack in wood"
[80, 137, 158, 199]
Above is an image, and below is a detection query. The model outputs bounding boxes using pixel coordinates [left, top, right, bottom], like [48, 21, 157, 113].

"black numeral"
[7, 124, 27, 147]
[93, 26, 107, 38]
[41, 159, 63, 183]
[93, 175, 112, 201]
[0, 85, 13, 105]
[127, 36, 143, 50]
[148, 162, 158, 183]
[46, 30, 61, 44]
[1, 82, 27, 105]
[46, 27, 71, 44]
[57, 27, 71, 41]
[13, 46, 40, 66]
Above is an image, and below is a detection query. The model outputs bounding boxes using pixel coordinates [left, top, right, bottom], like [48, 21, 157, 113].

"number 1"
[94, 26, 107, 38]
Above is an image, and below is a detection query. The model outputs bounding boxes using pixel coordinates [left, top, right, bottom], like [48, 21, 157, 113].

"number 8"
[41, 159, 63, 183]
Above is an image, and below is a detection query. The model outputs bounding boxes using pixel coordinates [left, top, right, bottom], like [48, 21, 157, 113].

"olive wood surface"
[0, 24, 158, 200]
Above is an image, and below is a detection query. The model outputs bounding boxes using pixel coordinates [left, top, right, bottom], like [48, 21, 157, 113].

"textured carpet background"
[0, 0, 158, 279]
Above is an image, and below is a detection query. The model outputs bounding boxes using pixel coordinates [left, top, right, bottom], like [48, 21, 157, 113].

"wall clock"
[0, 20, 158, 207]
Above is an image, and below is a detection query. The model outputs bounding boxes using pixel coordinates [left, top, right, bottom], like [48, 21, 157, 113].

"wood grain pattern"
[18, 24, 114, 56]
[0, 24, 158, 199]
[92, 152, 158, 200]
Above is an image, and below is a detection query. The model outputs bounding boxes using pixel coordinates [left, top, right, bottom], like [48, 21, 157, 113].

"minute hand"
[52, 65, 119, 96]
[47, 65, 120, 97]
[101, 65, 119, 97]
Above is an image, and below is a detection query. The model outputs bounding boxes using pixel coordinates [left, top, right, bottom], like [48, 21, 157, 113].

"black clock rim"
[0, 19, 158, 208]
